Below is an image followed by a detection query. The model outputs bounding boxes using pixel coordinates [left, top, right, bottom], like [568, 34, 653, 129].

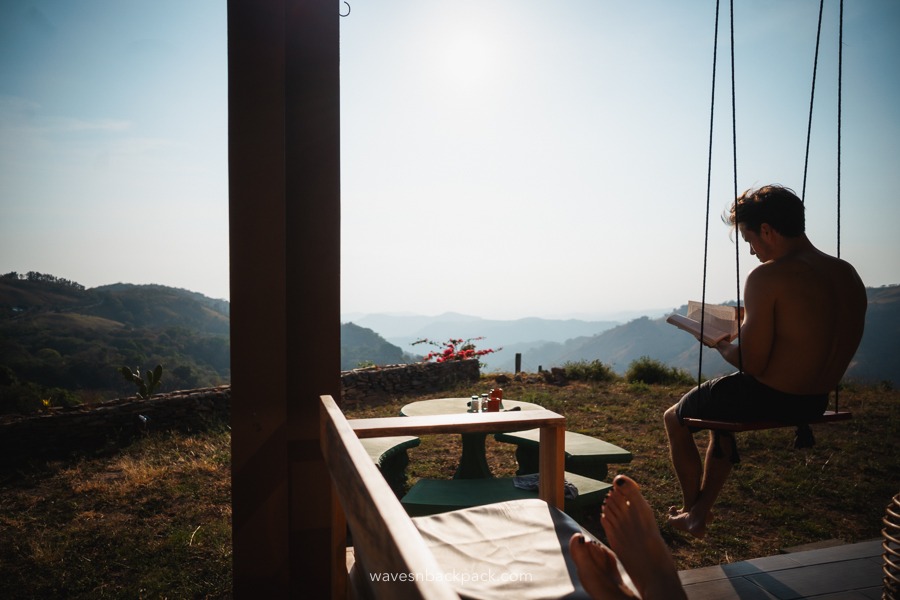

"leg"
[667, 431, 733, 539]
[454, 432, 492, 479]
[664, 404, 702, 512]
[601, 475, 687, 600]
[665, 376, 746, 538]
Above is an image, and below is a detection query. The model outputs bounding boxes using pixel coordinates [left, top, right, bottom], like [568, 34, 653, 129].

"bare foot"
[667, 509, 708, 539]
[569, 533, 638, 599]
[668, 506, 716, 538]
[669, 506, 715, 525]
[603, 475, 687, 600]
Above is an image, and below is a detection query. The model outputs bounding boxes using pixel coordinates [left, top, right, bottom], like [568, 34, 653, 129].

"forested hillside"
[0, 272, 415, 415]
[340, 322, 416, 370]
[0, 272, 230, 414]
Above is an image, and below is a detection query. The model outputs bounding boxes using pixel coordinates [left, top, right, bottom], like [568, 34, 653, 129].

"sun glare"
[439, 32, 496, 89]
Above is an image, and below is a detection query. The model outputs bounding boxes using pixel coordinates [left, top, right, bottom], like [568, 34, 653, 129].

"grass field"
[1, 375, 897, 598]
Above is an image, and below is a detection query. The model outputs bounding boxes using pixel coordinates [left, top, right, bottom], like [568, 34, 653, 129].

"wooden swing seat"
[682, 409, 852, 432]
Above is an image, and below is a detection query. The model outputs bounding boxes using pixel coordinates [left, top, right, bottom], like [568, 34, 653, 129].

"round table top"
[400, 397, 543, 418]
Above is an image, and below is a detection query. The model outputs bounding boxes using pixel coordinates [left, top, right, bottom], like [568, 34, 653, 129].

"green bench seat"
[401, 471, 612, 520]
[494, 429, 632, 481]
[359, 435, 420, 497]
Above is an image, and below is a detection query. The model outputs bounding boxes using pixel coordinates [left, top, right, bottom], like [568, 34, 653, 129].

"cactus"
[120, 364, 163, 399]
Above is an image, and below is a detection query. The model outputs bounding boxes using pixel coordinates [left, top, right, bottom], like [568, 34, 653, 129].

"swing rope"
[729, 0, 742, 375]
[697, 0, 722, 387]
[837, 0, 844, 260]
[835, 0, 844, 411]
[801, 0, 826, 203]
[800, 0, 845, 412]
[698, 0, 846, 417]
[698, 0, 742, 387]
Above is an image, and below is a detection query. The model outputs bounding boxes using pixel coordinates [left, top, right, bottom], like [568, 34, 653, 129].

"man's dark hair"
[724, 185, 805, 237]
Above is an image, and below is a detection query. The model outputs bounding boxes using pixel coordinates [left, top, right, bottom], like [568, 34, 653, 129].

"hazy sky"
[2, 1, 898, 321]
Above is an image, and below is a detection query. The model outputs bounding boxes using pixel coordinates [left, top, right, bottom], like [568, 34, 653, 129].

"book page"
[666, 313, 731, 345]
[686, 301, 742, 340]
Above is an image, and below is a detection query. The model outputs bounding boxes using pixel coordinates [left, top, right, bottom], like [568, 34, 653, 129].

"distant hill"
[350, 286, 900, 385]
[340, 322, 416, 370]
[0, 272, 231, 414]
[0, 272, 412, 414]
[3, 271, 896, 416]
[349, 312, 619, 373]
[478, 286, 900, 385]
[352, 312, 619, 346]
[849, 284, 900, 383]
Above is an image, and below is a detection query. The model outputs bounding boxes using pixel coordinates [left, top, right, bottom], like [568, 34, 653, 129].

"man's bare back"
[713, 210, 867, 396]
[745, 244, 866, 394]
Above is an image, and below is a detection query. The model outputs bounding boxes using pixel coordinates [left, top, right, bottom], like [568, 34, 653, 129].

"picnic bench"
[401, 470, 612, 520]
[320, 394, 637, 599]
[494, 429, 633, 480]
[400, 429, 631, 520]
[359, 435, 420, 496]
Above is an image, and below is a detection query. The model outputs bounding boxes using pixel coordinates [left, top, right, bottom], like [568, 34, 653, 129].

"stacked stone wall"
[340, 359, 480, 403]
[0, 360, 480, 470]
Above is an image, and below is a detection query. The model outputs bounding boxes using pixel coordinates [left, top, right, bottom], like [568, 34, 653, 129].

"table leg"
[454, 432, 493, 479]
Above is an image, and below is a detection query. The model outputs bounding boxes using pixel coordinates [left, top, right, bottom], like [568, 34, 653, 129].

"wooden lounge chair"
[320, 394, 637, 599]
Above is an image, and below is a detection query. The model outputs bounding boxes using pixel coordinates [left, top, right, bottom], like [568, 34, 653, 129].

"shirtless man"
[663, 185, 867, 539]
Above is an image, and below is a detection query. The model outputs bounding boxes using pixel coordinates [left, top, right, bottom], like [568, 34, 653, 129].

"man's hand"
[712, 338, 743, 368]
[714, 339, 732, 352]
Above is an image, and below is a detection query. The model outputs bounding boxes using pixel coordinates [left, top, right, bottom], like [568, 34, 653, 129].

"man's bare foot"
[667, 508, 708, 539]
[669, 505, 716, 525]
[569, 533, 638, 599]
[668, 506, 715, 526]
[602, 475, 687, 600]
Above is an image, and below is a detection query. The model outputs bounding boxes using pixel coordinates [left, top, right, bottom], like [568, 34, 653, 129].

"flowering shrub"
[412, 337, 500, 364]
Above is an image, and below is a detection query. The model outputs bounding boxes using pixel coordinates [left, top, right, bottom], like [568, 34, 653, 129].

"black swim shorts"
[675, 372, 829, 462]
[676, 372, 828, 426]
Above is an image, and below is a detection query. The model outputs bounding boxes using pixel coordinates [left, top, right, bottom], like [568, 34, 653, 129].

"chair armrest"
[321, 395, 459, 599]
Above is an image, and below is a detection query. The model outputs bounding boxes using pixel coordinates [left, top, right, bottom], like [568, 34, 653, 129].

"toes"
[611, 474, 641, 499]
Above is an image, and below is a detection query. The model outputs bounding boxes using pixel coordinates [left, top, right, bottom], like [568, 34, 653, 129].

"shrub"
[625, 356, 694, 385]
[562, 359, 618, 382]
[628, 380, 652, 394]
[119, 365, 163, 399]
[411, 337, 500, 367]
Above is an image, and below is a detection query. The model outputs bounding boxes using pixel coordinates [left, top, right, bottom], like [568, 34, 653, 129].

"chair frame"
[320, 394, 567, 599]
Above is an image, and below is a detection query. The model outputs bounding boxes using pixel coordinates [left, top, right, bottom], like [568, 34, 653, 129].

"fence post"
[515, 353, 522, 374]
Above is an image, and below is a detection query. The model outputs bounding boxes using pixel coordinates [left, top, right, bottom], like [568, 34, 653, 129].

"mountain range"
[347, 284, 900, 385]
[2, 271, 897, 417]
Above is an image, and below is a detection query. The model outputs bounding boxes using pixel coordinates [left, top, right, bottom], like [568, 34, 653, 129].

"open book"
[666, 301, 744, 346]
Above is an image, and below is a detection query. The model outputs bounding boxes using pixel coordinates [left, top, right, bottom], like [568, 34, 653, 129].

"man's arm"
[713, 266, 777, 375]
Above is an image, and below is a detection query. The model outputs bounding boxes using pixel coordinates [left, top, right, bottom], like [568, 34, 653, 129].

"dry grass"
[0, 376, 896, 596]
[347, 376, 900, 571]
[0, 426, 232, 599]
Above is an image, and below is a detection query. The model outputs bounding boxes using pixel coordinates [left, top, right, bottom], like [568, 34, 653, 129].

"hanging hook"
[340, 2, 350, 17]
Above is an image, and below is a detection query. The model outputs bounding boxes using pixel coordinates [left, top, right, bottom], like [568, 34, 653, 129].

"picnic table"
[399, 397, 543, 479]
[398, 397, 632, 519]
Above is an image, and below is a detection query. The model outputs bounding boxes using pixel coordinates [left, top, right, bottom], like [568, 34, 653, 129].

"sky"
[2, 1, 898, 321]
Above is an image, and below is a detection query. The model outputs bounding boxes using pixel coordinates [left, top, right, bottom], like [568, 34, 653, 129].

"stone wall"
[0, 386, 231, 471]
[340, 359, 480, 404]
[0, 360, 480, 470]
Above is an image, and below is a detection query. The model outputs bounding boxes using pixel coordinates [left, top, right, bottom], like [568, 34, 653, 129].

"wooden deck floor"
[678, 539, 886, 599]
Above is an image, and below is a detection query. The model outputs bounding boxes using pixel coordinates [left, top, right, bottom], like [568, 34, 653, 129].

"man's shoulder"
[745, 260, 787, 284]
